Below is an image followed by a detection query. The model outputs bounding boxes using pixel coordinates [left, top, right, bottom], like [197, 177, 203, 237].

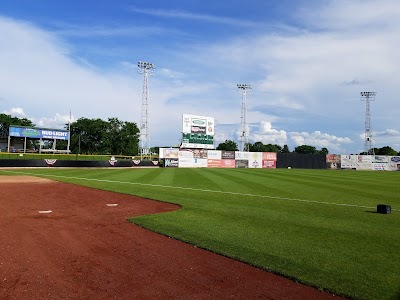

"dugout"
[5, 125, 70, 154]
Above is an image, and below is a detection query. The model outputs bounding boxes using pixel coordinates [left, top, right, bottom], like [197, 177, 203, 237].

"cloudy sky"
[0, 0, 399, 154]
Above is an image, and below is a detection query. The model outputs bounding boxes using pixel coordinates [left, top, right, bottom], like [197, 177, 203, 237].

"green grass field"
[1, 168, 399, 299]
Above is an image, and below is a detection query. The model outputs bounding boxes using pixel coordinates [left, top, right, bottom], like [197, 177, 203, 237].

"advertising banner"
[164, 158, 179, 167]
[193, 158, 208, 168]
[207, 150, 221, 159]
[372, 163, 389, 171]
[235, 151, 250, 160]
[388, 163, 400, 171]
[235, 160, 248, 168]
[192, 149, 208, 159]
[178, 150, 194, 168]
[222, 159, 235, 168]
[207, 159, 223, 168]
[262, 160, 276, 168]
[9, 126, 69, 140]
[374, 156, 389, 163]
[249, 152, 262, 168]
[182, 114, 214, 135]
[263, 152, 277, 161]
[389, 156, 400, 163]
[341, 155, 357, 169]
[163, 148, 179, 159]
[221, 151, 235, 160]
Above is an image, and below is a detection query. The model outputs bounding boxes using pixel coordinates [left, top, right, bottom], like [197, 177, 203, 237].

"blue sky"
[1, 0, 399, 154]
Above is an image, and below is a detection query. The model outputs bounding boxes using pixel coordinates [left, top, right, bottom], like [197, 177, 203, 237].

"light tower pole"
[361, 92, 376, 155]
[237, 84, 251, 152]
[138, 61, 155, 159]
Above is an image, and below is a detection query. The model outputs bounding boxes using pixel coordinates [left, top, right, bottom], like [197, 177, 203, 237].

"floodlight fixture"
[138, 61, 155, 70]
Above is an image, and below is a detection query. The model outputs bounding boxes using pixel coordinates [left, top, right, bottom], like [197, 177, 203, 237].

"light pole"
[361, 92, 376, 155]
[237, 84, 252, 152]
[138, 61, 155, 159]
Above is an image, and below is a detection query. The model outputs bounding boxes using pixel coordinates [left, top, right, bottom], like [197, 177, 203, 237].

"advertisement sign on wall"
[263, 152, 277, 161]
[207, 159, 223, 168]
[262, 160, 276, 168]
[221, 151, 235, 160]
[249, 152, 263, 168]
[222, 159, 235, 168]
[164, 158, 179, 167]
[235, 151, 250, 160]
[207, 150, 221, 159]
[9, 126, 69, 140]
[235, 160, 249, 168]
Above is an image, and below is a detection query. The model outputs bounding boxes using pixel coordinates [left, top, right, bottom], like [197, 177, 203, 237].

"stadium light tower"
[361, 92, 376, 155]
[237, 84, 252, 152]
[138, 61, 155, 159]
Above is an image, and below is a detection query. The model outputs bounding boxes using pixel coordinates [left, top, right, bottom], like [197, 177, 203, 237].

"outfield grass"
[1, 168, 399, 299]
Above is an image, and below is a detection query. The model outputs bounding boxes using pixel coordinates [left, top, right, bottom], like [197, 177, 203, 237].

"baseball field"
[0, 168, 399, 299]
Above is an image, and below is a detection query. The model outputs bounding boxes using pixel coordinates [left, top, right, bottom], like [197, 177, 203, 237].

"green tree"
[216, 140, 238, 151]
[281, 144, 290, 153]
[0, 113, 34, 138]
[69, 117, 139, 155]
[294, 145, 317, 154]
[319, 147, 329, 155]
[249, 142, 266, 152]
[375, 146, 397, 156]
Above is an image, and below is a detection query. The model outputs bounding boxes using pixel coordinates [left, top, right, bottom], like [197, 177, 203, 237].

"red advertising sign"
[262, 160, 276, 168]
[207, 159, 223, 168]
[222, 159, 235, 168]
[262, 152, 277, 160]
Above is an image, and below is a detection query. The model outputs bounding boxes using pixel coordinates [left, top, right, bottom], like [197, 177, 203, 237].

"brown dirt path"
[0, 176, 345, 300]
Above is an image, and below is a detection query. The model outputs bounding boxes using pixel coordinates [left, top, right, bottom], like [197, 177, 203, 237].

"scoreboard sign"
[181, 114, 214, 149]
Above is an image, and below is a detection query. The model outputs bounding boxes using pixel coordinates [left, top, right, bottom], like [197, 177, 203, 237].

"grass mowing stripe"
[3, 169, 395, 211]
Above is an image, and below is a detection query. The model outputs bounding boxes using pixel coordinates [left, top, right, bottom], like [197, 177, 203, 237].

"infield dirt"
[0, 176, 345, 299]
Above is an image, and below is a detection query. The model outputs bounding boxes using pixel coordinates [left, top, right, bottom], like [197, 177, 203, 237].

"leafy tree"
[216, 140, 238, 151]
[319, 147, 329, 155]
[281, 144, 290, 153]
[249, 142, 282, 152]
[294, 145, 317, 154]
[249, 142, 266, 152]
[374, 146, 397, 156]
[264, 144, 282, 153]
[69, 117, 139, 155]
[0, 113, 34, 138]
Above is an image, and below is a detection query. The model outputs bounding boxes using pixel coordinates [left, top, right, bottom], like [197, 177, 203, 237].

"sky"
[0, 0, 399, 154]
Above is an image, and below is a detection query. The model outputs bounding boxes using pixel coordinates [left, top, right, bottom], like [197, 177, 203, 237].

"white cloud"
[129, 7, 262, 27]
[33, 112, 73, 129]
[289, 131, 352, 151]
[2, 107, 26, 117]
[249, 121, 288, 145]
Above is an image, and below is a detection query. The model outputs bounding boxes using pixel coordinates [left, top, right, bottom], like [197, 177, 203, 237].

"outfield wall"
[0, 159, 159, 168]
[338, 155, 400, 171]
[160, 148, 278, 168]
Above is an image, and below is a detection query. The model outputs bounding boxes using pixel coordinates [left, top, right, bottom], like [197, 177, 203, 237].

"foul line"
[2, 170, 397, 212]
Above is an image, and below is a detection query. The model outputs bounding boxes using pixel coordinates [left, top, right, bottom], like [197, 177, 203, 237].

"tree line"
[216, 139, 400, 155]
[1, 114, 399, 156]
